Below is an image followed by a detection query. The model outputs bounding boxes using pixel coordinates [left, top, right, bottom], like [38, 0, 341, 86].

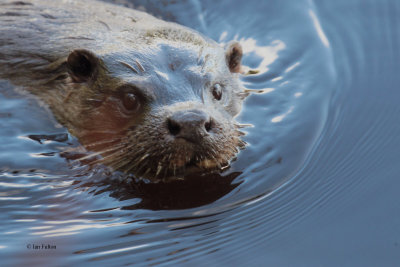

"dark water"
[1, 0, 400, 266]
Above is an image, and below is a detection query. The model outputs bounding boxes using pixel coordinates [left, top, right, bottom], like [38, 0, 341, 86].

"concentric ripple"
[2, 0, 400, 266]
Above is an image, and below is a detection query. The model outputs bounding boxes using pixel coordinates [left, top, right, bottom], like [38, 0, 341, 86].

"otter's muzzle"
[167, 109, 213, 143]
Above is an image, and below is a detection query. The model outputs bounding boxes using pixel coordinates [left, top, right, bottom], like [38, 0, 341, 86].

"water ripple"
[2, 0, 400, 266]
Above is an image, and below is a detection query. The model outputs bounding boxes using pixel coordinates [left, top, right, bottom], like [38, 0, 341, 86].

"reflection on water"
[1, 0, 400, 266]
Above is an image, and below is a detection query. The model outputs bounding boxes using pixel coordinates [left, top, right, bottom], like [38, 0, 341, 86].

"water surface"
[1, 0, 400, 266]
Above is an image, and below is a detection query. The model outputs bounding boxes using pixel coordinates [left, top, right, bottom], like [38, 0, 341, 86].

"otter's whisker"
[75, 147, 118, 161]
[235, 123, 252, 129]
[135, 59, 145, 73]
[118, 60, 139, 74]
[155, 163, 163, 177]
[84, 138, 124, 148]
[139, 153, 149, 162]
[79, 142, 126, 162]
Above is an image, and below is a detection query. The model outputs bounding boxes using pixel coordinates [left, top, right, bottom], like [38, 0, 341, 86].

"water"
[1, 0, 400, 266]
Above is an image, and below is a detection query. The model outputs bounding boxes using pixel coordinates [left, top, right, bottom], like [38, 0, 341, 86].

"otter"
[0, 0, 247, 182]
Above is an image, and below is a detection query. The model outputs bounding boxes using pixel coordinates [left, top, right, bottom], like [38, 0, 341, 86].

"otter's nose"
[167, 109, 212, 142]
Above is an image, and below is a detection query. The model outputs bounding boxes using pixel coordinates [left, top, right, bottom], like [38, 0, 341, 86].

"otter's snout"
[167, 109, 213, 143]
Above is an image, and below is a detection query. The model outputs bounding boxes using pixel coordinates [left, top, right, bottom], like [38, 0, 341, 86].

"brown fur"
[0, 0, 246, 182]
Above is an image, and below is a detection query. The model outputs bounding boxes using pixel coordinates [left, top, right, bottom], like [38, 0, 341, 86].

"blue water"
[1, 0, 400, 266]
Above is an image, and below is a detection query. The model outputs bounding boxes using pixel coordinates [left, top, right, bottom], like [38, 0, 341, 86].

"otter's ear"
[67, 49, 99, 83]
[225, 42, 243, 73]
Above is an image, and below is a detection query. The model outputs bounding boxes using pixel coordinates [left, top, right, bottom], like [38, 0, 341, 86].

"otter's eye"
[122, 93, 139, 112]
[212, 83, 223, 101]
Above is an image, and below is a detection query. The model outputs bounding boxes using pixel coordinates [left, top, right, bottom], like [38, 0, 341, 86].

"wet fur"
[0, 0, 247, 182]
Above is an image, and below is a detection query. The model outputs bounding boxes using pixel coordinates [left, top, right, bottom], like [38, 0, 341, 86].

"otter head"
[62, 41, 247, 181]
